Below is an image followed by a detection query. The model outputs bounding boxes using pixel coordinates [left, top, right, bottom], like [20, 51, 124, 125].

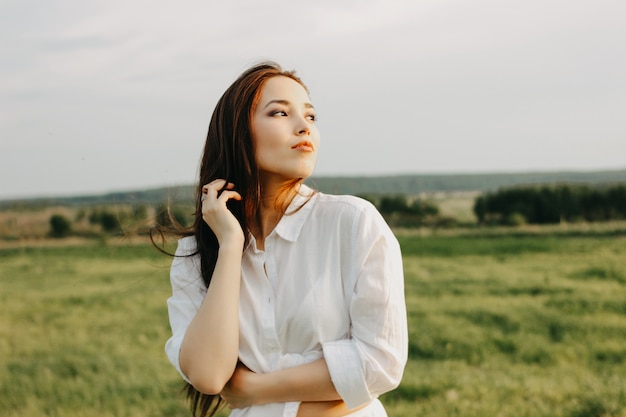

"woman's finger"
[204, 179, 235, 190]
[216, 190, 242, 204]
[201, 191, 241, 209]
[201, 180, 236, 199]
[202, 179, 226, 193]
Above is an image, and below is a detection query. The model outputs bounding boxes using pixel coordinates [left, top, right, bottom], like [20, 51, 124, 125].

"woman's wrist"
[246, 370, 274, 406]
[218, 236, 245, 253]
[239, 369, 287, 406]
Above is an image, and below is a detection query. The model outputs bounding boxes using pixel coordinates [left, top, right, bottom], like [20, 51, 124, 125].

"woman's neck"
[251, 178, 300, 250]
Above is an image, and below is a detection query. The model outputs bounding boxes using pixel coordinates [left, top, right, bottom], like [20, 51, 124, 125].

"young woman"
[164, 62, 407, 417]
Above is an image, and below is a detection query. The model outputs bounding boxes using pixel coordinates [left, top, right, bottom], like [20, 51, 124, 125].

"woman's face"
[251, 76, 320, 185]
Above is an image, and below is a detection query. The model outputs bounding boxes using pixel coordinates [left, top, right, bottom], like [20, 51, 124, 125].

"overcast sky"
[1, 0, 625, 199]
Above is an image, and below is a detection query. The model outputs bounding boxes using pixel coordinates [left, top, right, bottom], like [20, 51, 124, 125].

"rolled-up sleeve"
[323, 203, 408, 410]
[164, 237, 205, 383]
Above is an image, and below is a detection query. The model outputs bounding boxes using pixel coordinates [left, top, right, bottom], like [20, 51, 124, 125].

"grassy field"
[1, 229, 625, 417]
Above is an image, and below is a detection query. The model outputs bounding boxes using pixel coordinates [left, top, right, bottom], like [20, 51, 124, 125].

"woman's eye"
[271, 110, 287, 117]
[307, 114, 317, 122]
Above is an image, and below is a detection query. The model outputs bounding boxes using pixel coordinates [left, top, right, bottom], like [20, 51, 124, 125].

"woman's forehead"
[258, 76, 310, 104]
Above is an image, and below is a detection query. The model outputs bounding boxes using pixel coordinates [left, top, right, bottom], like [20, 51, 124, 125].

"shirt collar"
[273, 184, 317, 243]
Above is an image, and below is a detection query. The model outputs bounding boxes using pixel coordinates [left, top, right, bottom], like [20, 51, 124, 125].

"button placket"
[262, 237, 282, 359]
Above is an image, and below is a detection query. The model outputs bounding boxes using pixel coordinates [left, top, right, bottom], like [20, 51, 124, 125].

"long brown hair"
[157, 62, 309, 417]
[194, 62, 307, 287]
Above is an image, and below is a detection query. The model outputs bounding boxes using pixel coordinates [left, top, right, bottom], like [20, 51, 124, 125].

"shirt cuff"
[322, 340, 372, 409]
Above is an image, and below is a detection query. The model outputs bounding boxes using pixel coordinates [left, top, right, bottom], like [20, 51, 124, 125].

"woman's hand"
[220, 363, 260, 409]
[201, 179, 244, 247]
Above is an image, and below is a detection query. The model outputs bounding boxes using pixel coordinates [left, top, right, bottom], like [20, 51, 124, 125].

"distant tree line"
[474, 184, 626, 225]
[48, 203, 193, 238]
[360, 194, 444, 227]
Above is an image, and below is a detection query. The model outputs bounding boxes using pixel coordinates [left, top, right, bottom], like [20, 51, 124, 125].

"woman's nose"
[296, 116, 311, 135]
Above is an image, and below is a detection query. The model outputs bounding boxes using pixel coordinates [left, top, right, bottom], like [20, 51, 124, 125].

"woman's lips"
[291, 141, 314, 152]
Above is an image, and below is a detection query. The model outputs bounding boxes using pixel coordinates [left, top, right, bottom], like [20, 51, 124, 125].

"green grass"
[387, 231, 626, 417]
[1, 232, 626, 416]
[0, 242, 187, 417]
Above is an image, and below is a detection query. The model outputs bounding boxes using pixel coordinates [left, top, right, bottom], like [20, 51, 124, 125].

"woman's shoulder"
[174, 235, 198, 256]
[311, 192, 395, 238]
[170, 235, 202, 284]
[313, 192, 380, 217]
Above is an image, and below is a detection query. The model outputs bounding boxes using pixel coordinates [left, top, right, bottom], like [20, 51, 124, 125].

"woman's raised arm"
[178, 179, 245, 394]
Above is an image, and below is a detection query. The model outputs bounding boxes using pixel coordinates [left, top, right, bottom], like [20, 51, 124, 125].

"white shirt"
[165, 185, 408, 417]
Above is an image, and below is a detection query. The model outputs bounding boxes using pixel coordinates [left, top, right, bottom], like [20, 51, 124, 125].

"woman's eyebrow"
[262, 99, 315, 109]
